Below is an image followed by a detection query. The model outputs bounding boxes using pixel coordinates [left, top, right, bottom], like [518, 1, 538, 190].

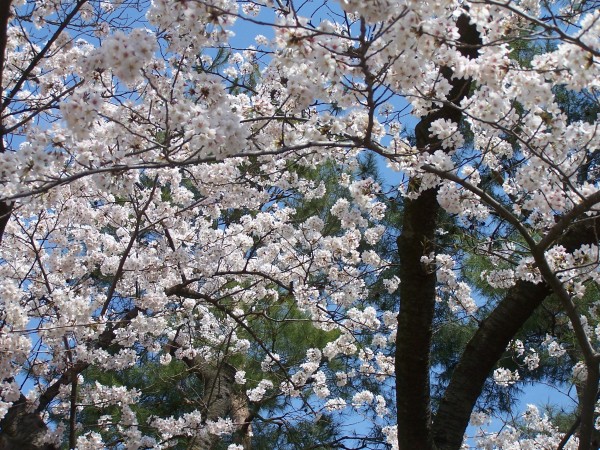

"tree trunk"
[0, 395, 57, 450]
[395, 13, 481, 450]
[0, 310, 137, 449]
[0, 0, 13, 242]
[395, 187, 439, 450]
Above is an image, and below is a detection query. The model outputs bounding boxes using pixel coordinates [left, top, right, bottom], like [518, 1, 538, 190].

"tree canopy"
[0, 0, 599, 449]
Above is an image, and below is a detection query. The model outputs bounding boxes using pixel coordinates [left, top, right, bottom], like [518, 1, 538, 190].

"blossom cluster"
[0, 0, 599, 447]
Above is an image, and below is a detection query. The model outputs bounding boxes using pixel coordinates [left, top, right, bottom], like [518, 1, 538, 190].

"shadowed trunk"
[0, 309, 138, 449]
[395, 185, 439, 450]
[0, 0, 13, 242]
[0, 395, 57, 450]
[394, 13, 481, 450]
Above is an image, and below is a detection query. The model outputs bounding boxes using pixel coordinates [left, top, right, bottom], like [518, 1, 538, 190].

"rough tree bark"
[191, 361, 251, 450]
[0, 395, 57, 450]
[394, 13, 481, 450]
[167, 344, 253, 450]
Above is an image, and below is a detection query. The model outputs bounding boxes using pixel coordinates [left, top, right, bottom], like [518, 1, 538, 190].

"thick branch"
[433, 280, 550, 450]
[0, 394, 57, 450]
[433, 220, 600, 450]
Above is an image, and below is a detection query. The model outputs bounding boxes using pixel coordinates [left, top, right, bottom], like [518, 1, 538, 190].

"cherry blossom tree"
[0, 0, 599, 449]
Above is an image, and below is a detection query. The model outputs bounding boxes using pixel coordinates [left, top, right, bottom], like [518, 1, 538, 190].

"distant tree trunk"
[174, 351, 252, 450]
[230, 390, 252, 450]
